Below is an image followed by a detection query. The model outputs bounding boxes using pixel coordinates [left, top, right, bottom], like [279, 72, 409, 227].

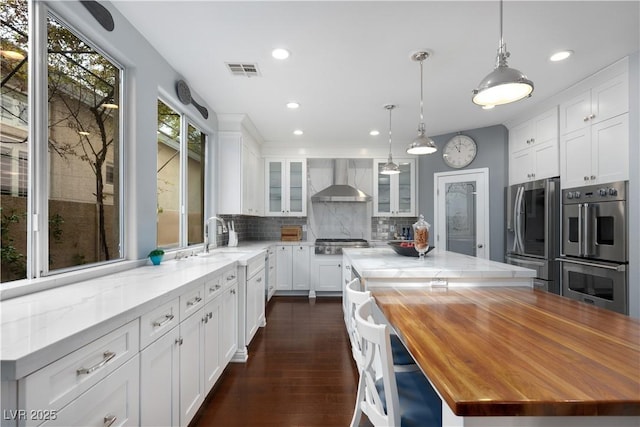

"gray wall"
[417, 125, 508, 262]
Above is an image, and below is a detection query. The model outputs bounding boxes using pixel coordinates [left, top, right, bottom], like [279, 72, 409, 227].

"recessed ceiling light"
[369, 130, 380, 136]
[272, 48, 290, 60]
[78, 131, 90, 135]
[293, 129, 303, 136]
[286, 102, 299, 109]
[550, 50, 573, 62]
[482, 105, 495, 110]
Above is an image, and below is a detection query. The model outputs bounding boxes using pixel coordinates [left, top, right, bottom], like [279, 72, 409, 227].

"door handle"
[477, 244, 484, 248]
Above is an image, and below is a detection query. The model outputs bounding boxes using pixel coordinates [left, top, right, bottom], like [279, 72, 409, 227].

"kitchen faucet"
[203, 216, 227, 253]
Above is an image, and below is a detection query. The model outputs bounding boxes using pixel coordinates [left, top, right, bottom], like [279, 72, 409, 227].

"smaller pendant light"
[472, 0, 534, 106]
[407, 51, 437, 155]
[381, 104, 400, 175]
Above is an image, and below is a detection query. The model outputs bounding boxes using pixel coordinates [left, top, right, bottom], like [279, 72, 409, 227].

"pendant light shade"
[381, 104, 400, 175]
[472, 0, 533, 107]
[407, 51, 437, 155]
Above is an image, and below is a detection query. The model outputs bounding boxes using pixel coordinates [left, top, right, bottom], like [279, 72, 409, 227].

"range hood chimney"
[311, 159, 372, 203]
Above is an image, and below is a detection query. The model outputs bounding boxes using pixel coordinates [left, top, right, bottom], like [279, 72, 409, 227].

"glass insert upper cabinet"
[373, 158, 416, 217]
[265, 159, 307, 216]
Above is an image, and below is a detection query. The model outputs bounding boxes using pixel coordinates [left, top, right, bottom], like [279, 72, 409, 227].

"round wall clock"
[442, 134, 477, 168]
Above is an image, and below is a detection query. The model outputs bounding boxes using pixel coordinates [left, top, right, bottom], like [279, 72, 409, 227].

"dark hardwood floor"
[192, 296, 371, 427]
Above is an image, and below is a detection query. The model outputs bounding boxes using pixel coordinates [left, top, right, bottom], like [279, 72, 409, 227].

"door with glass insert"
[434, 169, 489, 259]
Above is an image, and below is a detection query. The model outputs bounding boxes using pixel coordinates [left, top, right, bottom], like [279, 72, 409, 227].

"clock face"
[443, 135, 477, 168]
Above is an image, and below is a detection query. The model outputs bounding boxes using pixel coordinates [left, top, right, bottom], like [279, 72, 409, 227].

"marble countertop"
[0, 242, 274, 380]
[343, 247, 535, 285]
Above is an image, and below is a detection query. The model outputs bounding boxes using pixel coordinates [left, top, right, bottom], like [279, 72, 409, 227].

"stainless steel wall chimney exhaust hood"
[311, 159, 372, 202]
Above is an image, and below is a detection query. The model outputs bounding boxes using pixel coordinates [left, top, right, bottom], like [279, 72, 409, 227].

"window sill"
[0, 259, 146, 301]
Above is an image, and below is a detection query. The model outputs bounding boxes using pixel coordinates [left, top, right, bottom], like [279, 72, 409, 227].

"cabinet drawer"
[204, 274, 223, 301]
[180, 284, 205, 320]
[221, 267, 238, 288]
[39, 354, 139, 427]
[140, 298, 179, 349]
[22, 320, 139, 425]
[247, 254, 266, 279]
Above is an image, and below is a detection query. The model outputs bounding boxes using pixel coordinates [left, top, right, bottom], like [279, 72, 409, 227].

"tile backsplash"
[217, 214, 417, 243]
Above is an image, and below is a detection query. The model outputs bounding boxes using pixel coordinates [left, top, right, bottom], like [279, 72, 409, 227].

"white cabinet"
[40, 355, 140, 427]
[178, 303, 205, 427]
[203, 296, 222, 393]
[220, 282, 238, 365]
[235, 254, 266, 361]
[218, 130, 264, 216]
[22, 320, 140, 427]
[310, 254, 342, 292]
[560, 72, 629, 135]
[275, 245, 310, 291]
[559, 67, 629, 188]
[560, 114, 629, 188]
[140, 326, 179, 427]
[508, 107, 559, 185]
[266, 246, 276, 301]
[265, 159, 307, 216]
[373, 158, 416, 216]
[245, 266, 265, 344]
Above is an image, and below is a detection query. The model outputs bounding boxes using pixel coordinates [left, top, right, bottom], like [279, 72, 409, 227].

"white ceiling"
[111, 0, 639, 150]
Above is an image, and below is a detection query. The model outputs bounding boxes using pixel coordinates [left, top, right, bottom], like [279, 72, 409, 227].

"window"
[1, 2, 125, 284]
[156, 101, 206, 249]
[46, 14, 123, 271]
[1, 0, 29, 282]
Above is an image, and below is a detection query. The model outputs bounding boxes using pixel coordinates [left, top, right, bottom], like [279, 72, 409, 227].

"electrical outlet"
[389, 224, 396, 232]
[302, 224, 307, 231]
[217, 225, 222, 234]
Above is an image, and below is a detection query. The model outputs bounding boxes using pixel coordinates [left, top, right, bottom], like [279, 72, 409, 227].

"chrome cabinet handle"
[77, 351, 116, 375]
[226, 274, 236, 281]
[103, 414, 117, 427]
[590, 175, 596, 180]
[257, 277, 262, 283]
[209, 284, 221, 293]
[230, 289, 236, 295]
[346, 265, 351, 270]
[175, 337, 183, 345]
[153, 314, 174, 327]
[187, 296, 202, 306]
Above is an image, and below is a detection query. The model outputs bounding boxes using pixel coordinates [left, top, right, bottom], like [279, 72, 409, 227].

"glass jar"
[412, 214, 431, 259]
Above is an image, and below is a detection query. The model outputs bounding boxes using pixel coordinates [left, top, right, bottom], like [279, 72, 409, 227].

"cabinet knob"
[583, 116, 590, 122]
[591, 175, 596, 180]
[589, 114, 596, 120]
[531, 138, 535, 143]
[584, 176, 589, 181]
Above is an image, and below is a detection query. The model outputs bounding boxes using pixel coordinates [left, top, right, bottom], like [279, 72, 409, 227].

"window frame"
[156, 97, 208, 250]
[29, 4, 126, 279]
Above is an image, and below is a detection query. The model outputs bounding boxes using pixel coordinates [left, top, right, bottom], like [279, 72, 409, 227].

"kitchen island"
[342, 247, 640, 426]
[343, 247, 536, 286]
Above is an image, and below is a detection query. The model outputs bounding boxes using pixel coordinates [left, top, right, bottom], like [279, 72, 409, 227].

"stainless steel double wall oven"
[505, 177, 561, 294]
[559, 180, 628, 314]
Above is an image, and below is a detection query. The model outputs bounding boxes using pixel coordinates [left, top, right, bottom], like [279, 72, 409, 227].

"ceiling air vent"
[225, 62, 260, 77]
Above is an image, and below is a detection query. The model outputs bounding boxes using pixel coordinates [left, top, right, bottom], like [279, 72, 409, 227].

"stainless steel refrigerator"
[505, 177, 561, 294]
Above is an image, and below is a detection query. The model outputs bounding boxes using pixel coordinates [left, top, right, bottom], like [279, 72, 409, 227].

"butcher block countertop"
[369, 285, 640, 417]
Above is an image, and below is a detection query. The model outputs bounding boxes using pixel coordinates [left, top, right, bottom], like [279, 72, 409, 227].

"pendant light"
[406, 51, 437, 155]
[380, 104, 400, 175]
[472, 0, 534, 107]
